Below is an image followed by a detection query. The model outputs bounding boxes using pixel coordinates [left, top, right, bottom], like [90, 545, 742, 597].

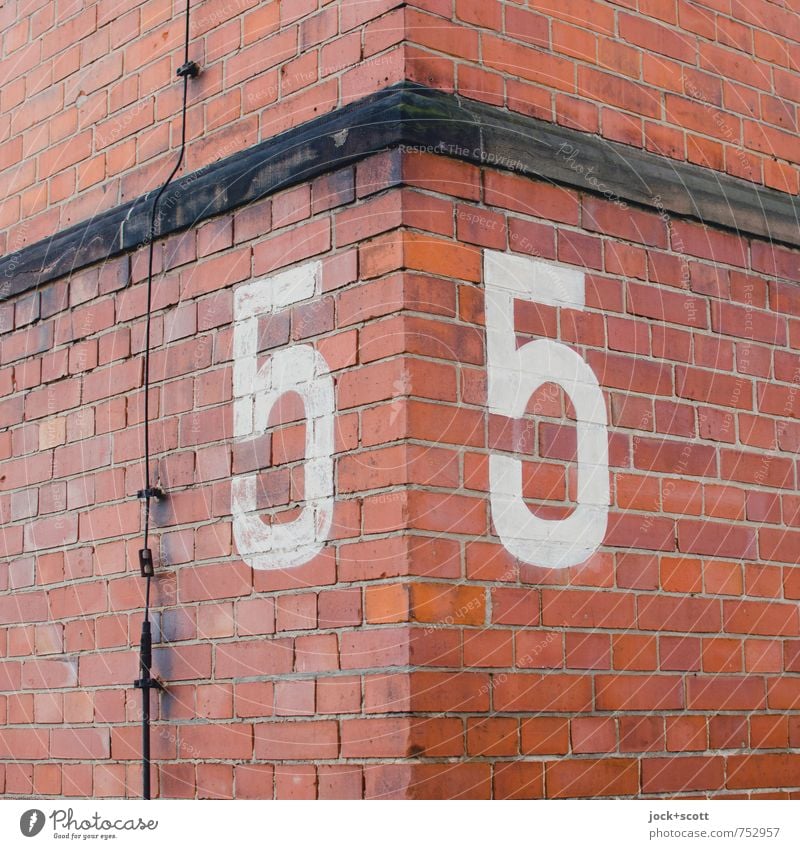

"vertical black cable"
[138, 618, 154, 799]
[136, 0, 198, 801]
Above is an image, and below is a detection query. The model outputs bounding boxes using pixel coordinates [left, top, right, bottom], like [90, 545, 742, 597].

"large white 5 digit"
[232, 261, 334, 569]
[485, 251, 609, 568]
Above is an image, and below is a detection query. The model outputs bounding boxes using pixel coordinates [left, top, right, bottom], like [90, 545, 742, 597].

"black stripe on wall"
[1, 82, 798, 300]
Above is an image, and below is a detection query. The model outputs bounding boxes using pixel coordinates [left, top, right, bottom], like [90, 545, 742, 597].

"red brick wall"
[0, 0, 407, 252]
[2, 0, 800, 802]
[353, 152, 800, 798]
[405, 0, 800, 193]
[2, 145, 800, 797]
[2, 1, 798, 257]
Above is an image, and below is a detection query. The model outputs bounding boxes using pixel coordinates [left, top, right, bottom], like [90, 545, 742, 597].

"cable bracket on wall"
[134, 676, 166, 692]
[138, 548, 155, 579]
[136, 486, 165, 501]
[177, 60, 200, 79]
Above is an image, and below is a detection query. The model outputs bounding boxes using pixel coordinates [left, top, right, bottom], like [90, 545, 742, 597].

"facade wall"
[1, 0, 800, 802]
[0, 0, 407, 252]
[405, 0, 800, 192]
[2, 0, 799, 255]
[2, 145, 800, 797]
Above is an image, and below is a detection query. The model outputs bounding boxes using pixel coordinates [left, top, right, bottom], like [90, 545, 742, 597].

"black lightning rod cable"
[135, 0, 199, 801]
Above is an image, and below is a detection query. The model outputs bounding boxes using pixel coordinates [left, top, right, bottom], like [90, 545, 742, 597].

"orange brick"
[409, 583, 485, 625]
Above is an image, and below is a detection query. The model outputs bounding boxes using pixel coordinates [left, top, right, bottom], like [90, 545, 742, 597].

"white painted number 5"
[484, 251, 610, 569]
[232, 262, 334, 570]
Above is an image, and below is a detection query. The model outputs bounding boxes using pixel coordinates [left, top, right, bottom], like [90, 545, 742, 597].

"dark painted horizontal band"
[2, 82, 797, 300]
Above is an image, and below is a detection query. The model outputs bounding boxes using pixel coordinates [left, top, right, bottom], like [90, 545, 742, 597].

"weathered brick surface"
[2, 0, 800, 800]
[1, 148, 799, 797]
[1, 0, 799, 258]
